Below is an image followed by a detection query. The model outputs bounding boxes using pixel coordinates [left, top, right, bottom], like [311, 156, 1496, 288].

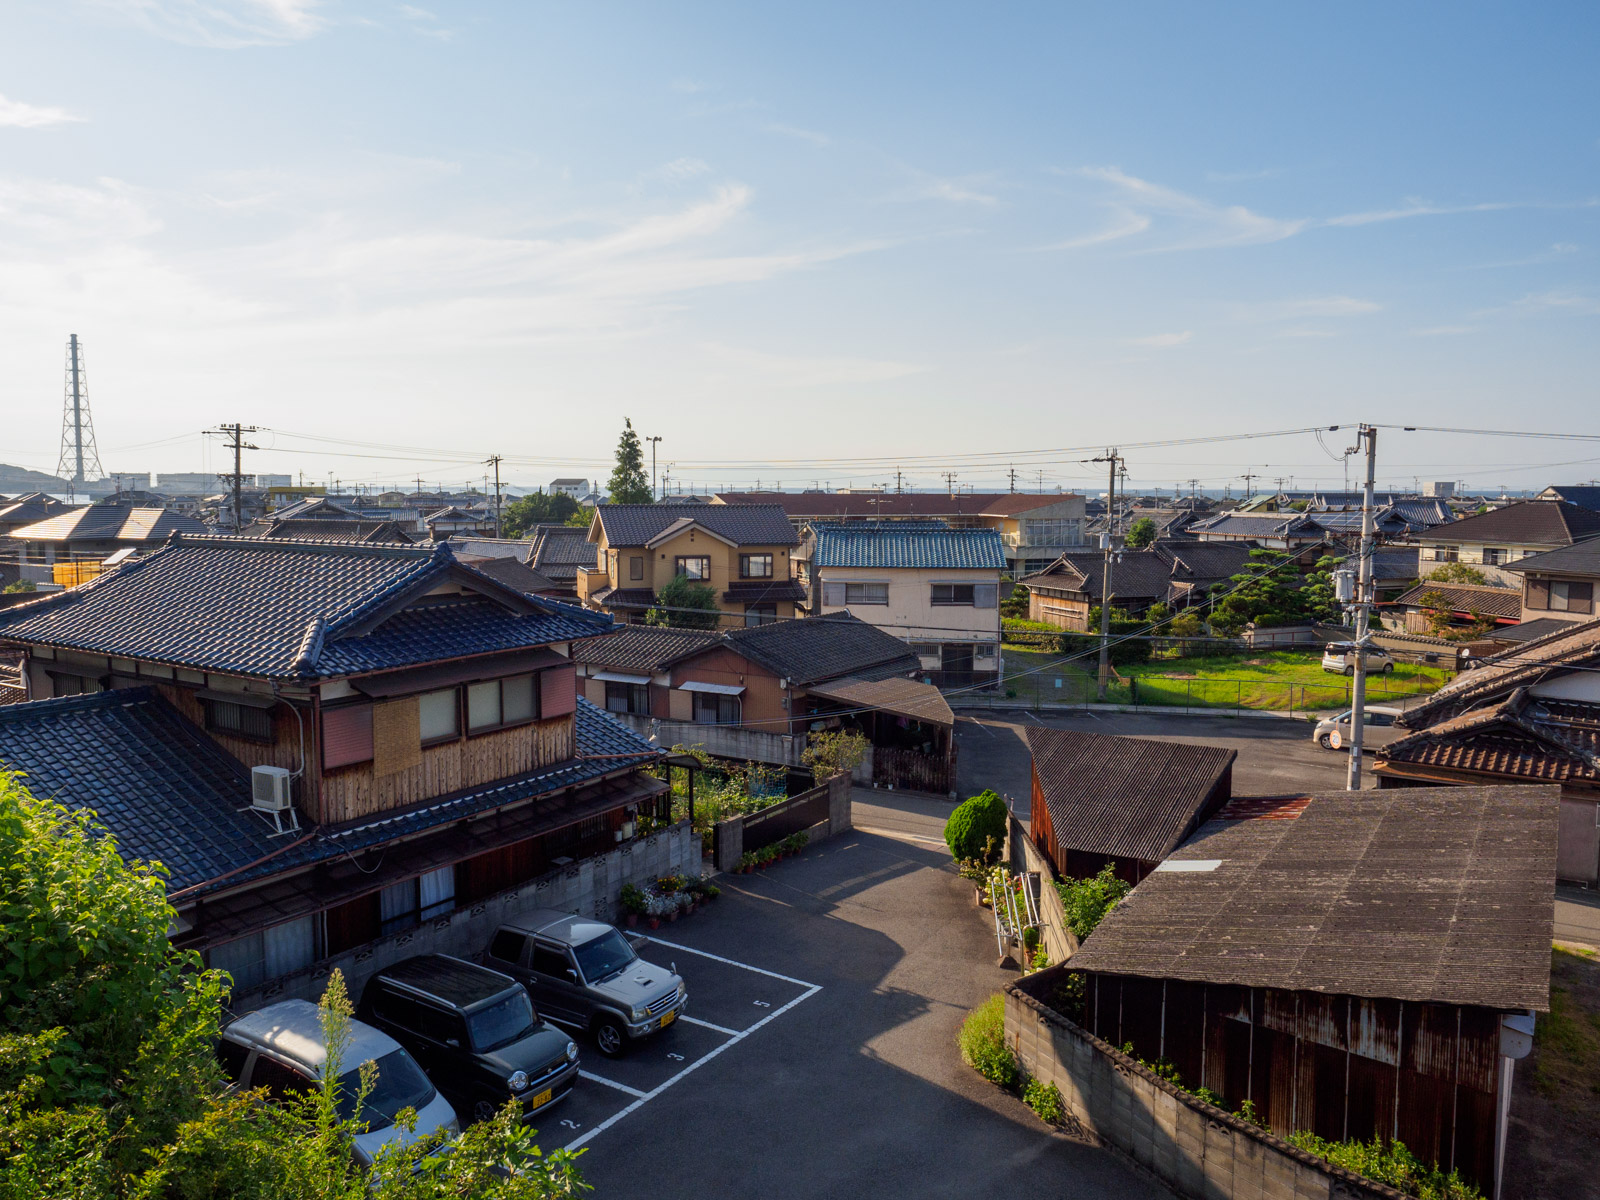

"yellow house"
[577, 504, 805, 626]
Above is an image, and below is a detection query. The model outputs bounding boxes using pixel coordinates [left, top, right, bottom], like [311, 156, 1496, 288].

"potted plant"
[620, 883, 648, 928]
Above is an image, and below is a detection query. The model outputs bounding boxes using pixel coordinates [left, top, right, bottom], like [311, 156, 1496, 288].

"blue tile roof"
[0, 534, 613, 679]
[0, 688, 277, 891]
[805, 522, 1006, 570]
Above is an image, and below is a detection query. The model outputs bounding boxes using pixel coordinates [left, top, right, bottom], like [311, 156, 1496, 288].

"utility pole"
[942, 471, 958, 497]
[1345, 425, 1378, 791]
[212, 424, 260, 533]
[1239, 472, 1259, 501]
[1092, 450, 1123, 701]
[486, 455, 503, 538]
[1007, 465, 1018, 493]
[1036, 469, 1045, 494]
[894, 469, 904, 495]
[646, 436, 663, 501]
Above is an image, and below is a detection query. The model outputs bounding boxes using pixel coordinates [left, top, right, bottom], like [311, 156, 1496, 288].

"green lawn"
[992, 647, 1450, 713]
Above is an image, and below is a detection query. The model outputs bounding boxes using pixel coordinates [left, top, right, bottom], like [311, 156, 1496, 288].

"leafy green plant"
[1023, 1078, 1065, 1124]
[1285, 1133, 1483, 1200]
[1236, 1098, 1263, 1128]
[1030, 949, 1049, 971]
[944, 790, 1007, 862]
[644, 573, 720, 629]
[1194, 1086, 1223, 1108]
[957, 995, 1020, 1089]
[619, 884, 648, 915]
[1054, 864, 1132, 940]
[1021, 926, 1040, 952]
[802, 730, 869, 780]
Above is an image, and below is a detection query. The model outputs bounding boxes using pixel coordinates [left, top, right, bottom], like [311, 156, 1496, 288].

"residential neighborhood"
[2, 7, 1597, 1200]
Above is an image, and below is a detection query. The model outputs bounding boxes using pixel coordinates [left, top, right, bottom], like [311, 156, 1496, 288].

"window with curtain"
[605, 680, 650, 714]
[209, 915, 319, 993]
[931, 583, 977, 606]
[693, 692, 741, 725]
[674, 556, 712, 580]
[419, 688, 459, 743]
[740, 553, 773, 578]
[467, 675, 538, 733]
[321, 704, 374, 769]
[826, 581, 887, 605]
[207, 699, 273, 742]
[377, 867, 456, 936]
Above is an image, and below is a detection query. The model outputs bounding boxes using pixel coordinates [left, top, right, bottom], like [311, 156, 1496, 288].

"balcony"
[576, 566, 610, 605]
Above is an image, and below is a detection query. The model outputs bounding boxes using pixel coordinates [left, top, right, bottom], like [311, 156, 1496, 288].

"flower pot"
[647, 917, 660, 930]
[666, 910, 678, 922]
[626, 914, 638, 928]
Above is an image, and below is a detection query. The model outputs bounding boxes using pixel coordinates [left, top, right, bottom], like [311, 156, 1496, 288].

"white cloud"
[919, 178, 1001, 207]
[0, 94, 86, 129]
[645, 158, 712, 184]
[1323, 199, 1519, 227]
[1411, 325, 1475, 337]
[696, 342, 926, 388]
[1126, 331, 1193, 347]
[1232, 295, 1382, 322]
[765, 123, 830, 147]
[90, 0, 325, 48]
[671, 78, 710, 94]
[1513, 291, 1600, 315]
[1277, 326, 1339, 339]
[1048, 167, 1306, 252]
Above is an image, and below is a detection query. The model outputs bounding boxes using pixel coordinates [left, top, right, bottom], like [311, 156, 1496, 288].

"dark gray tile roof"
[717, 491, 1031, 520]
[1504, 538, 1600, 577]
[459, 556, 559, 597]
[1021, 549, 1173, 600]
[0, 535, 610, 679]
[1188, 512, 1327, 539]
[1153, 541, 1253, 586]
[1393, 581, 1522, 620]
[1399, 618, 1600, 728]
[1068, 785, 1559, 1012]
[720, 612, 920, 686]
[1539, 485, 1600, 512]
[803, 523, 1006, 570]
[721, 580, 807, 604]
[0, 688, 278, 891]
[268, 498, 363, 521]
[805, 674, 953, 725]
[5, 504, 209, 544]
[570, 625, 721, 673]
[251, 518, 415, 543]
[527, 525, 598, 581]
[588, 586, 656, 609]
[1379, 688, 1600, 785]
[1026, 728, 1235, 864]
[447, 536, 535, 561]
[1487, 617, 1580, 644]
[1420, 500, 1600, 547]
[596, 504, 798, 548]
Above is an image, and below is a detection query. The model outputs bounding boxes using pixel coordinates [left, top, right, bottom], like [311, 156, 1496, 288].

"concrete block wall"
[712, 774, 853, 872]
[236, 822, 699, 1012]
[1004, 968, 1404, 1200]
[1005, 813, 1080, 968]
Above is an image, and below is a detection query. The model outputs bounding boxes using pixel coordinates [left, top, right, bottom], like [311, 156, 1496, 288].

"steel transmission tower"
[56, 334, 105, 493]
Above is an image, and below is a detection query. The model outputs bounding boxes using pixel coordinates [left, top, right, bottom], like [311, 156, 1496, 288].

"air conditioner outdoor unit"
[249, 765, 299, 835]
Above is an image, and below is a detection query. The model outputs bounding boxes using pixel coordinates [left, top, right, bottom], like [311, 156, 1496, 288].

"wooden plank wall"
[319, 714, 574, 825]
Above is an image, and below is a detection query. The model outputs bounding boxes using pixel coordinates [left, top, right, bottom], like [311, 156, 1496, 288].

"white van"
[218, 999, 459, 1165]
[1311, 705, 1404, 751]
[1321, 641, 1396, 676]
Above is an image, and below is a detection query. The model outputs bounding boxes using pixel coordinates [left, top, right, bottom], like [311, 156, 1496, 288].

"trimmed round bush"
[944, 789, 1007, 863]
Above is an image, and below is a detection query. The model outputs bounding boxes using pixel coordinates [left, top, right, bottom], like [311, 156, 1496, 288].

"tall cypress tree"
[607, 418, 652, 504]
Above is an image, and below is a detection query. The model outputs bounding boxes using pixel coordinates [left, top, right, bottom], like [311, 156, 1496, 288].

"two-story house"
[1414, 500, 1600, 588]
[4, 502, 209, 586]
[578, 503, 805, 626]
[0, 533, 681, 1007]
[795, 522, 1005, 688]
[1503, 539, 1600, 642]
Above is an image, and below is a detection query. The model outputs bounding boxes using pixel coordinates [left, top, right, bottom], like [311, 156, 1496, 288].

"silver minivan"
[1311, 705, 1404, 751]
[1321, 641, 1396, 675]
[218, 999, 459, 1164]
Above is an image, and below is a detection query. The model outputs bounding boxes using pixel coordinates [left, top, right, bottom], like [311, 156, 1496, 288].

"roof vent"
[249, 765, 300, 836]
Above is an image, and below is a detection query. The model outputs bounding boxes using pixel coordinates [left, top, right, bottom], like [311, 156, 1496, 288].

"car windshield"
[467, 991, 539, 1052]
[573, 929, 637, 983]
[332, 1048, 435, 1128]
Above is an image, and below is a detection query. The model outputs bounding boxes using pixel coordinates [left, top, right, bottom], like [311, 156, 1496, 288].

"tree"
[499, 491, 580, 538]
[0, 772, 590, 1199]
[644, 574, 720, 629]
[1057, 607, 1153, 667]
[1207, 549, 1310, 636]
[1427, 562, 1489, 586]
[802, 730, 869, 781]
[1, 579, 35, 594]
[1418, 590, 1494, 642]
[564, 509, 591, 528]
[606, 420, 652, 505]
[944, 790, 1007, 862]
[1054, 864, 1131, 940]
[1124, 517, 1157, 550]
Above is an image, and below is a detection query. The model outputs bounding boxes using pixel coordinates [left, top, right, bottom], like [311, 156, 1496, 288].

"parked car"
[357, 955, 579, 1125]
[1312, 705, 1404, 751]
[482, 909, 687, 1057]
[1321, 641, 1396, 675]
[217, 999, 458, 1165]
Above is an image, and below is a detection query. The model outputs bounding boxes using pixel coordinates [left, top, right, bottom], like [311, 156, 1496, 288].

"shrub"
[945, 790, 1007, 862]
[1023, 1077, 1065, 1123]
[620, 883, 648, 914]
[1055, 864, 1132, 940]
[1286, 1133, 1483, 1200]
[803, 729, 869, 780]
[958, 995, 1019, 1088]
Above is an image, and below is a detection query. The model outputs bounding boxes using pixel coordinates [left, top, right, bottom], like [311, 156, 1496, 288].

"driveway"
[570, 814, 1170, 1200]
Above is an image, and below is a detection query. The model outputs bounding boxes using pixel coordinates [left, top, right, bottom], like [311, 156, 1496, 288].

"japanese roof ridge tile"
[320, 542, 453, 638]
[171, 531, 437, 559]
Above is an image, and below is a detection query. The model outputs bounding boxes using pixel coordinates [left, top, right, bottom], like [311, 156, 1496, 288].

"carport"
[806, 675, 956, 793]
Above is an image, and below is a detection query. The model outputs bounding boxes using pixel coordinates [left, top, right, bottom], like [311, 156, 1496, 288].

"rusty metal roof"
[805, 675, 954, 726]
[1068, 784, 1559, 1012]
[1025, 728, 1236, 864]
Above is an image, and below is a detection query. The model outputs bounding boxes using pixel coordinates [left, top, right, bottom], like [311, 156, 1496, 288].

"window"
[531, 945, 571, 979]
[909, 641, 941, 662]
[693, 691, 741, 725]
[1430, 545, 1459, 563]
[975, 643, 998, 663]
[931, 583, 977, 606]
[414, 1005, 467, 1046]
[49, 672, 103, 697]
[206, 699, 273, 742]
[629, 555, 644, 580]
[744, 603, 777, 626]
[740, 553, 773, 579]
[1551, 580, 1594, 614]
[251, 1055, 315, 1099]
[369, 987, 426, 1031]
[605, 680, 650, 714]
[467, 992, 538, 1051]
[216, 1038, 251, 1082]
[322, 704, 374, 769]
[823, 580, 888, 606]
[377, 866, 455, 936]
[207, 915, 319, 993]
[674, 556, 711, 581]
[1023, 518, 1082, 544]
[418, 688, 459, 743]
[488, 929, 529, 966]
[1483, 547, 1507, 566]
[467, 674, 538, 734]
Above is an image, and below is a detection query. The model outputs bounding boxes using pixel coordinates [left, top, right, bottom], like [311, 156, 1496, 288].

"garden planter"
[647, 917, 660, 930]
[666, 910, 678, 922]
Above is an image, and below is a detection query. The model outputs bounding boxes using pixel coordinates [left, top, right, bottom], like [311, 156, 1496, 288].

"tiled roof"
[588, 586, 657, 609]
[1020, 550, 1173, 600]
[1026, 729, 1236, 864]
[1504, 538, 1600, 577]
[570, 625, 721, 673]
[251, 518, 415, 544]
[1389, 498, 1456, 528]
[1400, 618, 1600, 728]
[596, 504, 798, 548]
[1419, 501, 1600, 547]
[1068, 785, 1558, 1011]
[458, 556, 559, 597]
[1538, 485, 1600, 512]
[1153, 541, 1253, 585]
[5, 505, 209, 544]
[1379, 688, 1600, 784]
[1188, 512, 1327, 539]
[0, 493, 71, 529]
[975, 494, 1082, 516]
[447, 536, 536, 561]
[0, 688, 279, 891]
[1486, 617, 1581, 645]
[268, 498, 362, 521]
[527, 525, 597, 580]
[0, 535, 610, 679]
[720, 611, 920, 685]
[721, 580, 807, 604]
[716, 491, 1038, 521]
[1394, 582, 1523, 620]
[803, 523, 1006, 570]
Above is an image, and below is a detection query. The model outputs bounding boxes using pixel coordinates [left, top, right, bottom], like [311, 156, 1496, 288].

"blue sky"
[1, 1, 1596, 494]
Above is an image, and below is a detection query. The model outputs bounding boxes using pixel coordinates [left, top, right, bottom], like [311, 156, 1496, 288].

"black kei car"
[357, 955, 580, 1124]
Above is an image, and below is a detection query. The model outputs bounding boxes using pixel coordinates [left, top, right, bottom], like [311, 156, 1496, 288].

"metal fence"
[713, 780, 833, 865]
[959, 673, 1437, 717]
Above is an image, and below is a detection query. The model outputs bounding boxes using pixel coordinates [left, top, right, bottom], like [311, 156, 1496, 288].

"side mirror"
[445, 1037, 461, 1049]
[565, 969, 579, 984]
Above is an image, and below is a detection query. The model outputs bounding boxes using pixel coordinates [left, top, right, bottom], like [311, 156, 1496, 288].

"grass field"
[991, 646, 1451, 713]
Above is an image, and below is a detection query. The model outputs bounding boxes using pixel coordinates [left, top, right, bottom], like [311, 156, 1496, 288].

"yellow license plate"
[527, 1088, 553, 1110]
[659, 1010, 676, 1029]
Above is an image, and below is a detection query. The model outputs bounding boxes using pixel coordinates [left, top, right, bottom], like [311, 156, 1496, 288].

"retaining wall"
[712, 773, 852, 872]
[1005, 967, 1404, 1200]
[1005, 812, 1078, 967]
[233, 821, 699, 1013]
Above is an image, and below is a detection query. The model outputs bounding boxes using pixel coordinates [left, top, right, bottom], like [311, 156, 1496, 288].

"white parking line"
[678, 1014, 738, 1036]
[564, 983, 822, 1151]
[578, 1070, 647, 1099]
[855, 825, 948, 849]
[641, 935, 817, 989]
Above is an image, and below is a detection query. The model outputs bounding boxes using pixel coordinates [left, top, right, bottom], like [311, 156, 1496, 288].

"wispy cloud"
[90, 0, 325, 48]
[918, 177, 1001, 207]
[1047, 167, 1306, 252]
[1512, 291, 1600, 315]
[1277, 326, 1339, 339]
[397, 3, 452, 40]
[1205, 167, 1283, 183]
[1411, 325, 1475, 337]
[0, 94, 87, 128]
[1231, 295, 1382, 322]
[643, 158, 712, 184]
[697, 342, 925, 388]
[671, 78, 710, 94]
[765, 123, 829, 147]
[1323, 199, 1521, 228]
[1126, 331, 1193, 347]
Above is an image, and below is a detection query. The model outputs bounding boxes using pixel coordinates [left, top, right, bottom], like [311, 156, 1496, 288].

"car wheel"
[1343, 665, 1354, 676]
[594, 1017, 627, 1058]
[1382, 662, 1394, 674]
[1317, 734, 1332, 750]
[473, 1097, 501, 1124]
